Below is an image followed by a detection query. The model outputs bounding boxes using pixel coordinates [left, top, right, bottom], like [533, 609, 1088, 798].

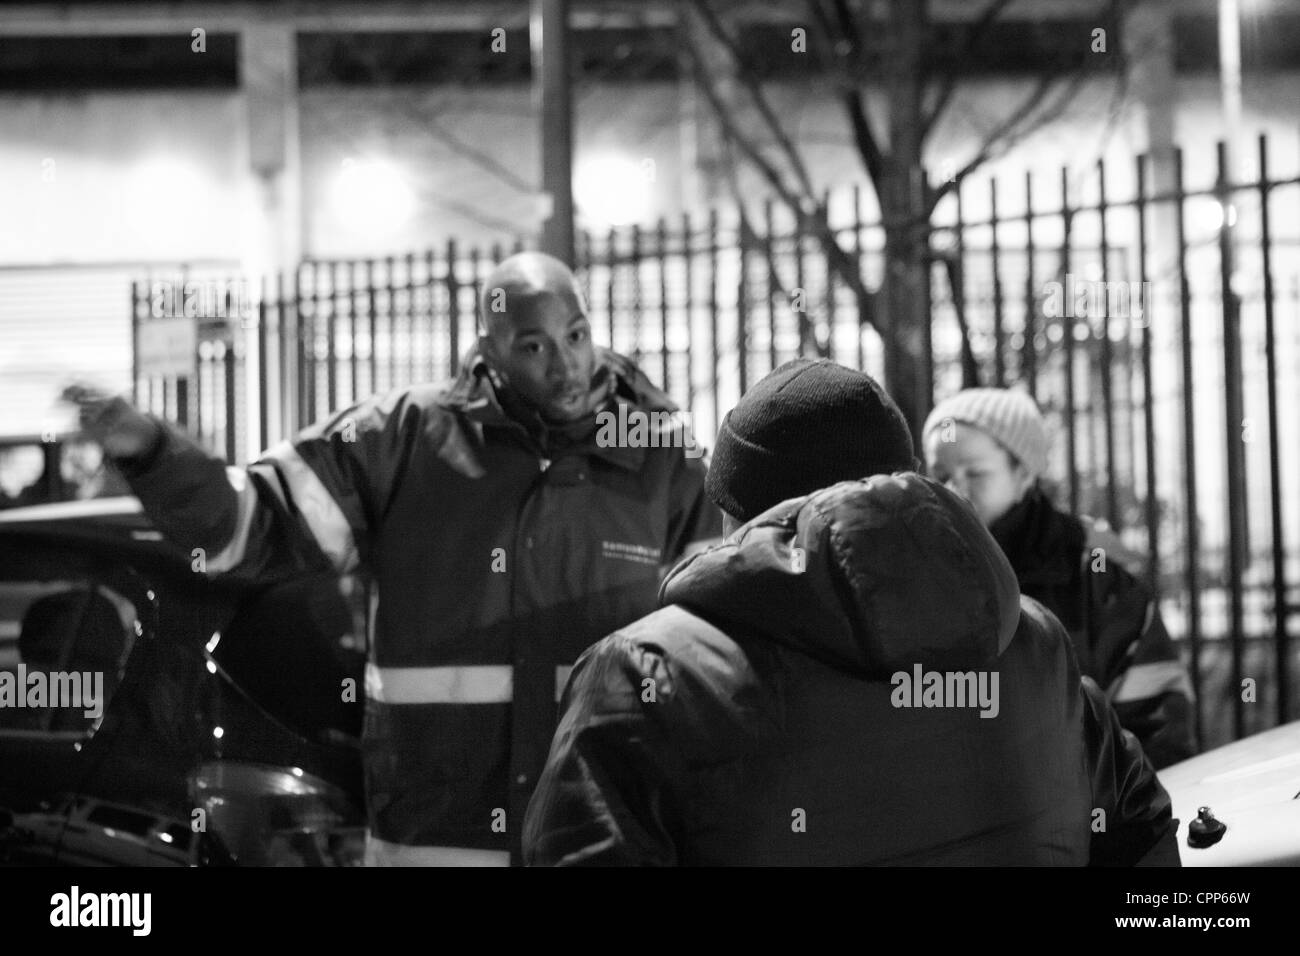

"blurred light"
[205, 660, 217, 674]
[137, 156, 204, 192]
[574, 154, 655, 229]
[126, 157, 206, 231]
[158, 832, 174, 844]
[205, 632, 221, 653]
[212, 726, 224, 739]
[291, 767, 304, 778]
[1187, 197, 1236, 233]
[331, 158, 414, 238]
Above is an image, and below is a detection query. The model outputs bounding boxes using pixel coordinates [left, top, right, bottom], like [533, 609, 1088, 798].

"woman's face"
[925, 422, 1035, 527]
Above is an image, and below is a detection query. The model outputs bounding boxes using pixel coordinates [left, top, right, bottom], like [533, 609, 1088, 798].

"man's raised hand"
[60, 384, 161, 460]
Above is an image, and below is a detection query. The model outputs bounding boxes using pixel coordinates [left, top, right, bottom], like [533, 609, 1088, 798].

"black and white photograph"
[0, 0, 1294, 932]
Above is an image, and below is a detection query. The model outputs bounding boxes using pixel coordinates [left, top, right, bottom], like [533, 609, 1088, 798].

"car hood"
[0, 495, 206, 579]
[0, 495, 151, 530]
[0, 495, 164, 542]
[1157, 720, 1300, 866]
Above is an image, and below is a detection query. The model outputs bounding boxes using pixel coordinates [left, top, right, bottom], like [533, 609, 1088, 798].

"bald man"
[65, 252, 721, 865]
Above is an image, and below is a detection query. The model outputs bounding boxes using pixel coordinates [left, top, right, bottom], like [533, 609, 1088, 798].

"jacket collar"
[989, 485, 1084, 587]
[439, 344, 658, 471]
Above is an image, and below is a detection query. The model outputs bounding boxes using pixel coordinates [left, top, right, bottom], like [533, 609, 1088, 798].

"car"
[5, 492, 1293, 868]
[1157, 719, 1300, 866]
[0, 494, 366, 866]
[0, 432, 130, 510]
[2, 794, 196, 866]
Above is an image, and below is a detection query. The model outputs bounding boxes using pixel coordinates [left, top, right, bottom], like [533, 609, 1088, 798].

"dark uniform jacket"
[990, 487, 1196, 769]
[114, 346, 721, 864]
[523, 474, 1180, 866]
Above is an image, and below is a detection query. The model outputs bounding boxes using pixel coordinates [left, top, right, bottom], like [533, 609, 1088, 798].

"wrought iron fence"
[132, 134, 1300, 749]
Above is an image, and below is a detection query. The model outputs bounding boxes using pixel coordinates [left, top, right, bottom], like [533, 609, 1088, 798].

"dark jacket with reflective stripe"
[116, 347, 721, 862]
[523, 475, 1179, 866]
[990, 487, 1196, 769]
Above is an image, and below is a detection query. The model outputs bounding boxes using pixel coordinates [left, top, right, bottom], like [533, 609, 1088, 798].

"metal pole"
[990, 177, 1005, 387]
[1258, 133, 1289, 726]
[533, 0, 575, 265]
[658, 218, 671, 394]
[1217, 141, 1248, 741]
[1023, 171, 1037, 402]
[1219, 0, 1243, 181]
[447, 239, 461, 377]
[1135, 154, 1159, 595]
[1061, 167, 1079, 515]
[1174, 149, 1204, 746]
[1098, 158, 1118, 529]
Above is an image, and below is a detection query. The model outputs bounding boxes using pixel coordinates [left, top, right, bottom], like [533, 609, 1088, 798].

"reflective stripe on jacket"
[118, 346, 721, 863]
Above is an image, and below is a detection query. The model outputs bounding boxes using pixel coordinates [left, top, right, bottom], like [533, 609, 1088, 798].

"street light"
[574, 153, 656, 229]
[329, 158, 414, 241]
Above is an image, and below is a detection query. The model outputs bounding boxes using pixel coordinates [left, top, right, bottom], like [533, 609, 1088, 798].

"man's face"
[925, 422, 1034, 527]
[486, 289, 596, 423]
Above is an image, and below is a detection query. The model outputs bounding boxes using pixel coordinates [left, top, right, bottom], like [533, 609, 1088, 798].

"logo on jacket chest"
[601, 540, 662, 566]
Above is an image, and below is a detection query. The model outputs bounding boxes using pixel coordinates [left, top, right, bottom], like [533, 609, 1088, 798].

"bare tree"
[679, 0, 1128, 441]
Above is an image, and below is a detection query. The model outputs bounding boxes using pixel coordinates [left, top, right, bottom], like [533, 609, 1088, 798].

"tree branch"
[926, 0, 1129, 208]
[681, 24, 878, 329]
[721, 150, 830, 358]
[390, 98, 536, 196]
[922, 0, 1017, 137]
[828, 0, 866, 72]
[810, 0, 888, 187]
[686, 0, 820, 199]
[801, 1, 886, 187]
[927, 68, 1088, 213]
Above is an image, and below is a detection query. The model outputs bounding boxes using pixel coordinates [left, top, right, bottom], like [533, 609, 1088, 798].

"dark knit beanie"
[705, 359, 917, 523]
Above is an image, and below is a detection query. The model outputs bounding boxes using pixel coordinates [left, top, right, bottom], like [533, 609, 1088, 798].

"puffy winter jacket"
[114, 346, 721, 865]
[989, 487, 1196, 769]
[523, 473, 1179, 866]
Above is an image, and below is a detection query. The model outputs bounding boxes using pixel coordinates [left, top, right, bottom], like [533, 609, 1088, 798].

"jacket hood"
[660, 473, 1021, 678]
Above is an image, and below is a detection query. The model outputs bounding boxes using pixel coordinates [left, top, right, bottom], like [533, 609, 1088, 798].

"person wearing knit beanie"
[921, 386, 1198, 769]
[705, 358, 918, 528]
[920, 387, 1047, 526]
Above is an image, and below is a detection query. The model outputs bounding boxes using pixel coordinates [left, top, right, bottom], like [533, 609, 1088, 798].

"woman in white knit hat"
[922, 388, 1196, 770]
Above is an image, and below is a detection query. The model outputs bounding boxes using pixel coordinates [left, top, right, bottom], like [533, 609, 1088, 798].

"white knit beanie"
[922, 388, 1049, 478]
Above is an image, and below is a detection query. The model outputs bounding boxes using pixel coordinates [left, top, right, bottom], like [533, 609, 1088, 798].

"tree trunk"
[880, 217, 931, 456]
[878, 0, 932, 453]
